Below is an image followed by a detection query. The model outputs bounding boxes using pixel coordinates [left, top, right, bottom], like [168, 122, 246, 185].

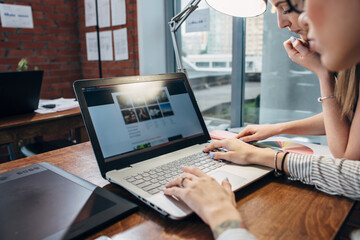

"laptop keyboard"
[124, 152, 226, 195]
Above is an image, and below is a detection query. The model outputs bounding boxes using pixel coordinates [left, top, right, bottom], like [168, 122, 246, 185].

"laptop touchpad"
[209, 171, 247, 191]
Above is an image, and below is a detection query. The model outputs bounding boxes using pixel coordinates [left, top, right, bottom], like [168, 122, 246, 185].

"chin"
[322, 56, 348, 72]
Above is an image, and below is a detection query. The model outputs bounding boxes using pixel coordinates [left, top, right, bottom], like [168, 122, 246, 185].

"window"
[177, 0, 234, 131]
[243, 7, 325, 143]
[171, 2, 324, 143]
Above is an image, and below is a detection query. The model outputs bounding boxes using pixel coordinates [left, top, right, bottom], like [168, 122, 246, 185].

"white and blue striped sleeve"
[287, 153, 360, 200]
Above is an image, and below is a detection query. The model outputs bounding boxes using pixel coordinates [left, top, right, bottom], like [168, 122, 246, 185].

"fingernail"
[162, 188, 166, 191]
[225, 177, 229, 182]
[290, 36, 296, 43]
[209, 152, 214, 158]
[179, 165, 184, 169]
[239, 138, 244, 141]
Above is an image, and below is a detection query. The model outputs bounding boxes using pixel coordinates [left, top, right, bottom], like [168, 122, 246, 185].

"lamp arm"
[168, 0, 202, 74]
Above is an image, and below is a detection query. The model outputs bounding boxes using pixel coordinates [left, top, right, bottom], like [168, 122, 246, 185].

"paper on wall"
[186, 8, 210, 33]
[86, 32, 99, 61]
[111, 0, 126, 26]
[113, 28, 128, 61]
[0, 3, 34, 28]
[100, 31, 113, 61]
[85, 0, 97, 27]
[98, 0, 111, 28]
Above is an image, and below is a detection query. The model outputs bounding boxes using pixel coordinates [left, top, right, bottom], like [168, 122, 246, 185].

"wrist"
[248, 148, 274, 167]
[207, 205, 242, 230]
[211, 219, 246, 239]
[316, 68, 332, 81]
[273, 122, 286, 135]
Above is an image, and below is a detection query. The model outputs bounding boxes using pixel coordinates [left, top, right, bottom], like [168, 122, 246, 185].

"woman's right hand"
[236, 124, 279, 142]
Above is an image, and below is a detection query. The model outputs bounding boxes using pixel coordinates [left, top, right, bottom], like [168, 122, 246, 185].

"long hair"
[335, 64, 360, 121]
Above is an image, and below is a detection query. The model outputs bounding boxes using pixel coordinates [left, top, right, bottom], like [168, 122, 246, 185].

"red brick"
[38, 49, 58, 56]
[0, 42, 21, 49]
[0, 28, 17, 33]
[8, 49, 34, 57]
[22, 42, 46, 49]
[26, 56, 48, 63]
[58, 49, 78, 56]
[45, 13, 66, 21]
[32, 11, 44, 19]
[46, 0, 65, 6]
[37, 63, 62, 70]
[0, 58, 22, 65]
[49, 69, 72, 76]
[52, 82, 72, 89]
[7, 34, 33, 41]
[31, 5, 55, 12]
[34, 35, 57, 41]
[48, 41, 68, 49]
[55, 6, 73, 14]
[20, 28, 44, 34]
[0, 65, 10, 71]
[34, 19, 56, 27]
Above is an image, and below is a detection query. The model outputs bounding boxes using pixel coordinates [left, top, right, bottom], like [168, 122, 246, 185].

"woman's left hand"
[163, 166, 242, 229]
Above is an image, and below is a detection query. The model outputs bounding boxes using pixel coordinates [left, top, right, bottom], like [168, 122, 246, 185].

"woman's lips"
[309, 40, 316, 52]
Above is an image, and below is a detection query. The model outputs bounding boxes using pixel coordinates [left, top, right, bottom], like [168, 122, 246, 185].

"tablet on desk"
[0, 162, 137, 240]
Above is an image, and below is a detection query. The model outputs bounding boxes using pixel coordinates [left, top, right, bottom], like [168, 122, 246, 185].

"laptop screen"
[81, 77, 206, 163]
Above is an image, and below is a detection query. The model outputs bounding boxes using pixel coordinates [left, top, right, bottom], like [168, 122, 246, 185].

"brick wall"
[0, 0, 139, 98]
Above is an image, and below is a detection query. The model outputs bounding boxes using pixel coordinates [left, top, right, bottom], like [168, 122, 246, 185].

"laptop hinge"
[115, 166, 132, 172]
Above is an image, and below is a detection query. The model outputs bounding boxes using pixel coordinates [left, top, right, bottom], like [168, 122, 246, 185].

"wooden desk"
[0, 143, 354, 240]
[0, 108, 87, 159]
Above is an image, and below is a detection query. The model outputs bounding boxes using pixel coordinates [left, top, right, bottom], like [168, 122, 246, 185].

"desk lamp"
[169, 0, 267, 74]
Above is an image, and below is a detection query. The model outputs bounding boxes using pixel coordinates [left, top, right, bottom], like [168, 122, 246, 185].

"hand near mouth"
[283, 36, 327, 77]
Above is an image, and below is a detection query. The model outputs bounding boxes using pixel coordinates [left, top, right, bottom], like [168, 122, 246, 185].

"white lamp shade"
[205, 0, 267, 17]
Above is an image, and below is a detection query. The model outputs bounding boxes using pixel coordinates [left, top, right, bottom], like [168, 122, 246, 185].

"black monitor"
[0, 70, 43, 117]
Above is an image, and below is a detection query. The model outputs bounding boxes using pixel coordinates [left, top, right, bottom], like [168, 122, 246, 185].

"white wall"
[137, 0, 167, 75]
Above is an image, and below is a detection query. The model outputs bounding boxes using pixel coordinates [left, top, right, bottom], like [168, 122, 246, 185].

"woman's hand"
[204, 138, 261, 165]
[284, 37, 329, 77]
[163, 166, 242, 229]
[236, 124, 279, 142]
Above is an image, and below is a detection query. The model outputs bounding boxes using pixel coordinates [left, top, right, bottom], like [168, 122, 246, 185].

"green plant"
[17, 58, 39, 71]
[17, 58, 28, 71]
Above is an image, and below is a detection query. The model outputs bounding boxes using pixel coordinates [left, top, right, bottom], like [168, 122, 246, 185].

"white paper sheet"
[186, 8, 210, 33]
[111, 0, 126, 26]
[98, 0, 111, 28]
[85, 0, 97, 27]
[0, 4, 34, 29]
[36, 98, 79, 114]
[100, 31, 113, 61]
[86, 32, 99, 61]
[113, 28, 128, 61]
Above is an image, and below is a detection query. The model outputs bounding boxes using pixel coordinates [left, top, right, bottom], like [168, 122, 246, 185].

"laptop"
[0, 70, 43, 117]
[74, 72, 272, 219]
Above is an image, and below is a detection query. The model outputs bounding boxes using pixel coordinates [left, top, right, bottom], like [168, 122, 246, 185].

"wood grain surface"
[0, 142, 354, 240]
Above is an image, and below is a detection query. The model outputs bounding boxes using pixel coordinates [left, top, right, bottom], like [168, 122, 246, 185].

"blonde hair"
[335, 64, 360, 120]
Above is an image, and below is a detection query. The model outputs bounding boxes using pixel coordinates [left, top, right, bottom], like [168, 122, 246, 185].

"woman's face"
[269, 0, 308, 40]
[305, 0, 360, 71]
